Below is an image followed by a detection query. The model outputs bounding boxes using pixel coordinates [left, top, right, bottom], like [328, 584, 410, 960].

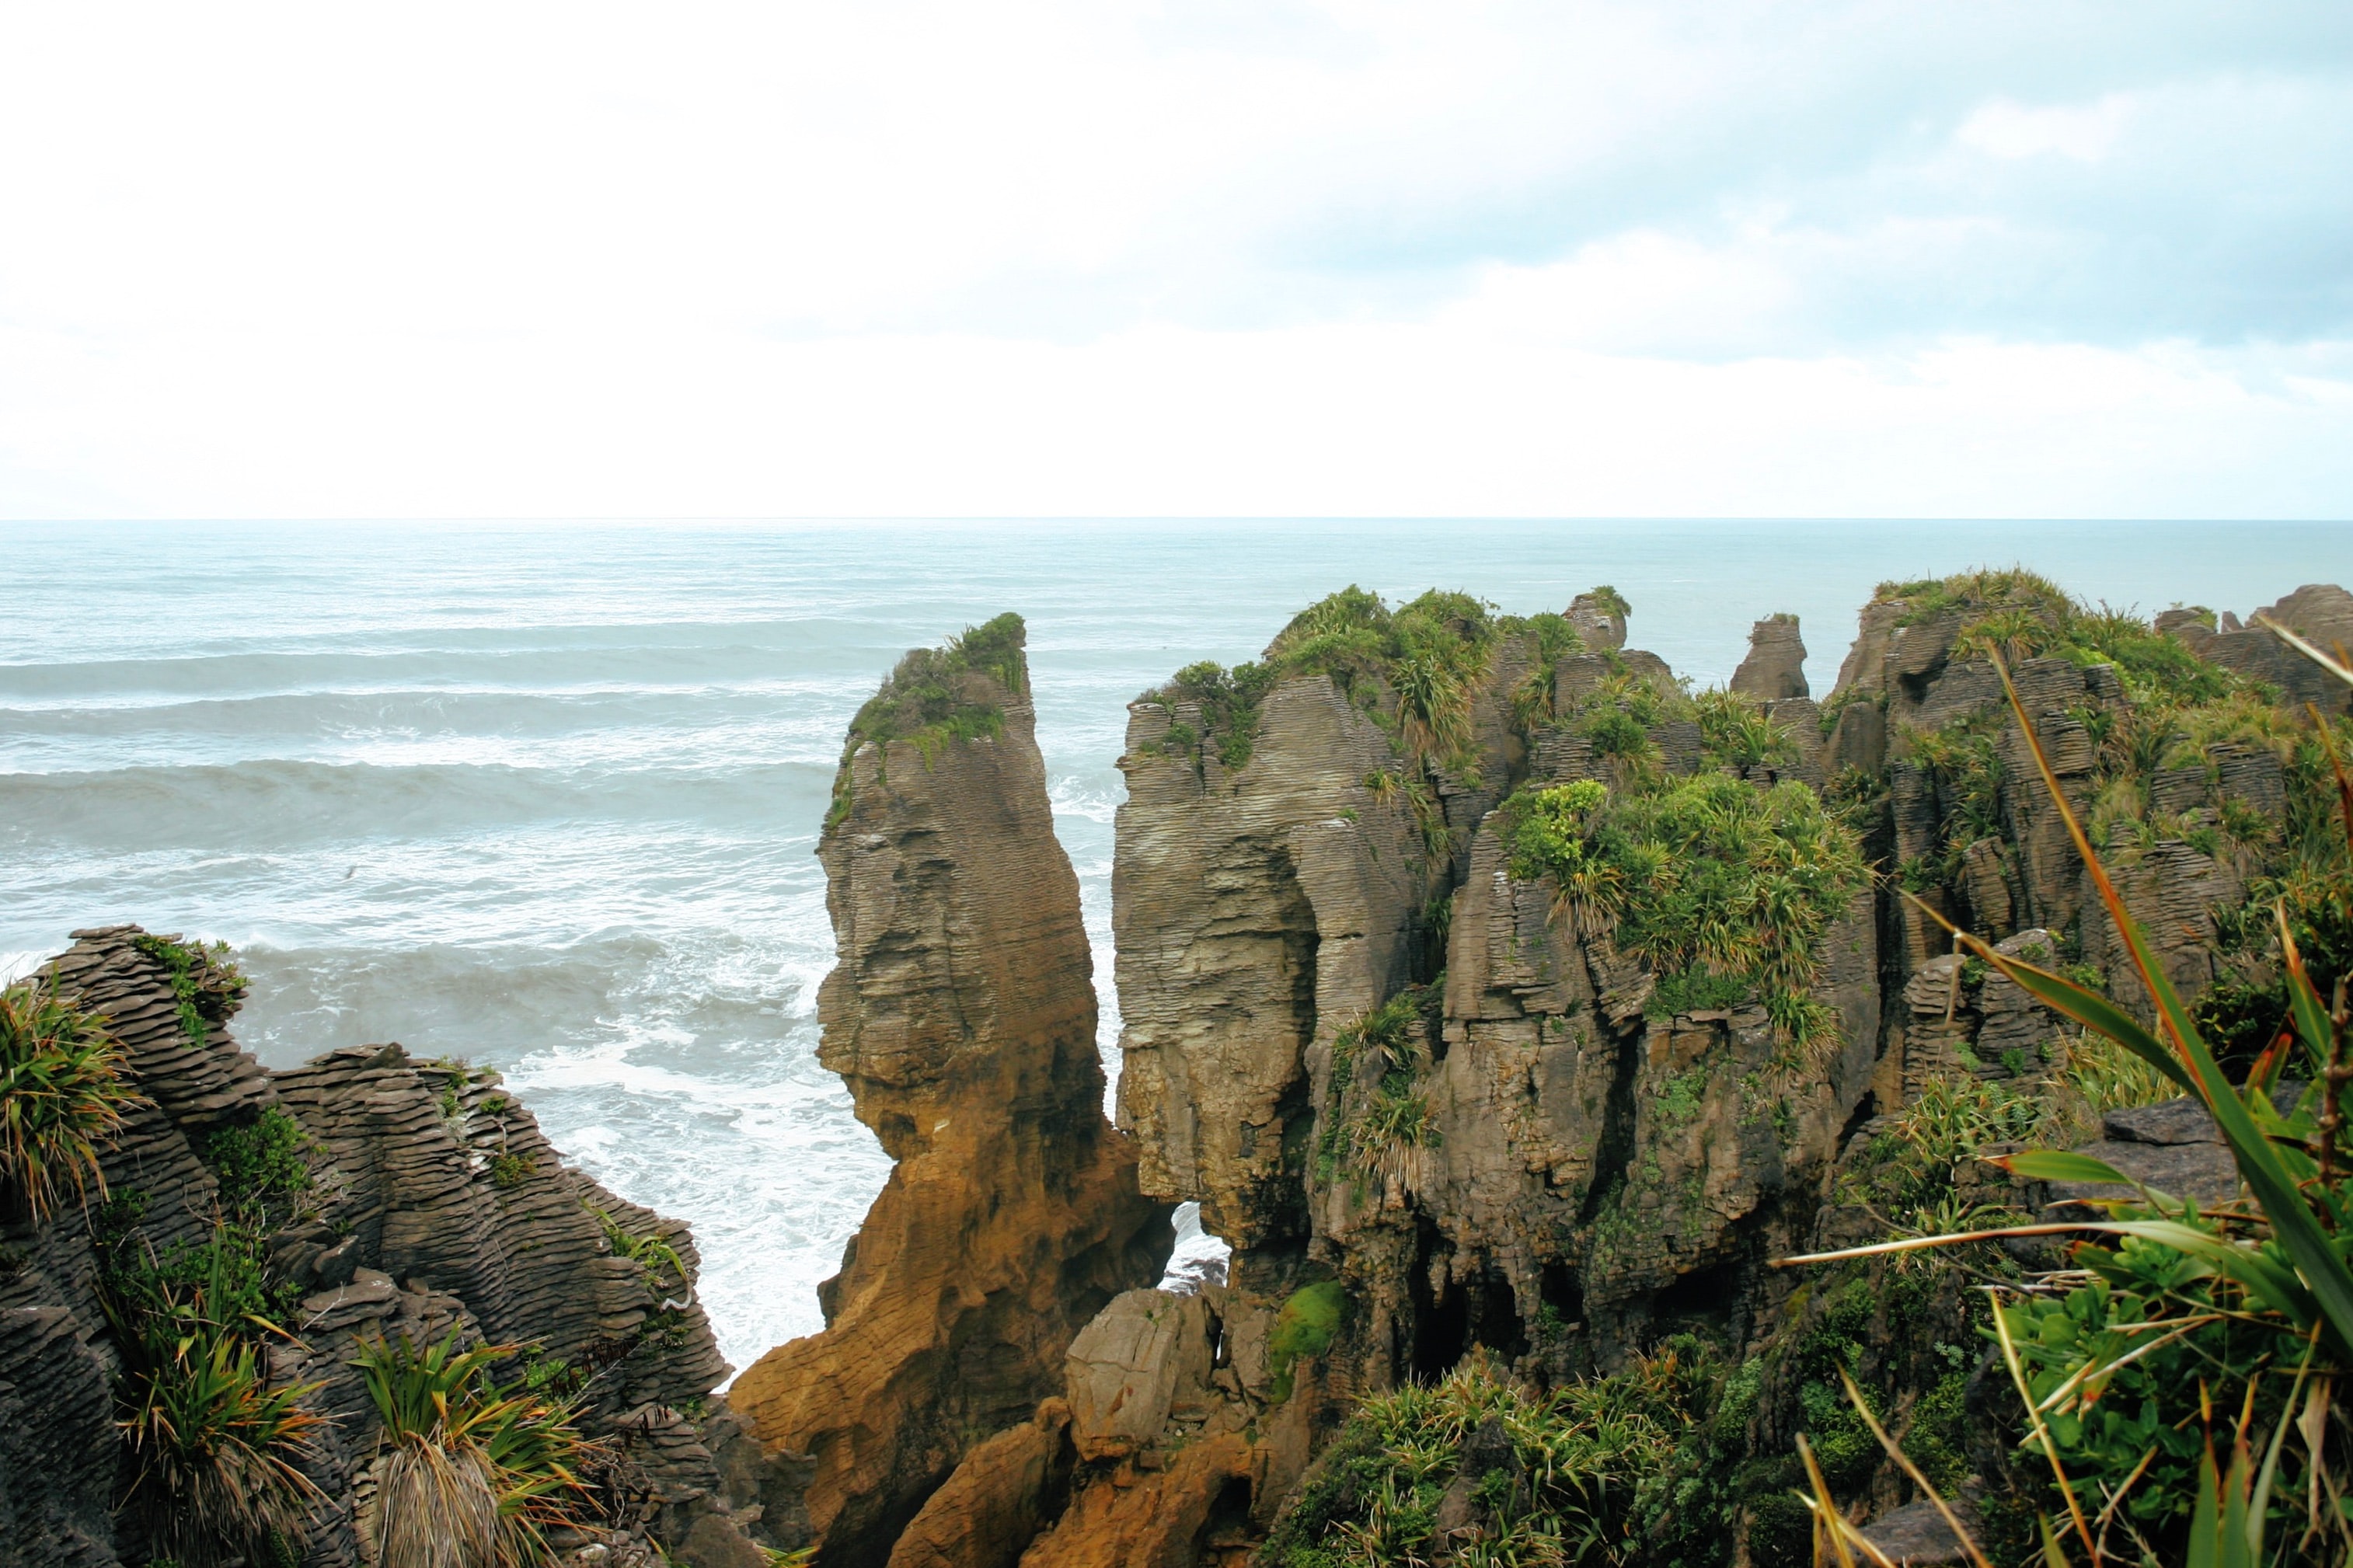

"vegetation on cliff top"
[829, 611, 1027, 824]
[131, 932, 249, 1049]
[1875, 566, 2236, 707]
[1141, 584, 1588, 775]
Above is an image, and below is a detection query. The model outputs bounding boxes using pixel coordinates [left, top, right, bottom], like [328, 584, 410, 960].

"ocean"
[2, 517, 2344, 1376]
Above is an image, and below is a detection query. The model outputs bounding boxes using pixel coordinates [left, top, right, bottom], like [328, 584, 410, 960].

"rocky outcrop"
[728, 619, 1169, 1566]
[2160, 584, 2353, 714]
[1731, 614, 1808, 701]
[980, 594, 1882, 1562]
[0, 926, 748, 1568]
[1115, 671, 1431, 1251]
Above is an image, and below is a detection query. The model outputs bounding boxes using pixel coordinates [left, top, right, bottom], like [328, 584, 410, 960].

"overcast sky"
[3, 2, 2349, 519]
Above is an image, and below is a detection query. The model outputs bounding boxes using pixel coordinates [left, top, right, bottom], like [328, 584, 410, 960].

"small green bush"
[102, 1230, 322, 1568]
[489, 1150, 537, 1189]
[1692, 688, 1798, 771]
[587, 1204, 688, 1295]
[1315, 988, 1436, 1186]
[354, 1329, 607, 1567]
[207, 1107, 314, 1223]
[1503, 772, 1870, 1063]
[1261, 1345, 1713, 1566]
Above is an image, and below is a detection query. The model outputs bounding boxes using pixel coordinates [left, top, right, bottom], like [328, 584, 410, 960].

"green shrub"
[1266, 1281, 1351, 1403]
[1692, 688, 1798, 771]
[2060, 1030, 2177, 1116]
[489, 1150, 537, 1189]
[587, 1204, 688, 1295]
[1262, 1345, 1713, 1566]
[1647, 967, 1755, 1020]
[0, 976, 139, 1222]
[207, 1107, 314, 1224]
[1316, 984, 1452, 1201]
[102, 1231, 322, 1568]
[1502, 772, 1870, 1064]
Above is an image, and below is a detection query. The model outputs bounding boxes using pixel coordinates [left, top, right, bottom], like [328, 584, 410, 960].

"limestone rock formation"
[986, 575, 2346, 1563]
[1567, 590, 1628, 651]
[0, 925, 746, 1568]
[2160, 584, 2353, 713]
[987, 588, 1886, 1561]
[1730, 614, 1808, 701]
[728, 617, 1169, 1566]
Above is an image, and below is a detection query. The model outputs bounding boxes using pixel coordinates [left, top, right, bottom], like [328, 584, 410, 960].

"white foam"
[1158, 1201, 1233, 1293]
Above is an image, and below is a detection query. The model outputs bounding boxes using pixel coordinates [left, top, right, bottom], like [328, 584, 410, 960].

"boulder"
[1064, 1291, 1213, 1463]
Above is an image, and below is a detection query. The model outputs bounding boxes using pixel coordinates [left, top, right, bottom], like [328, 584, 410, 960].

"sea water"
[2, 517, 2344, 1376]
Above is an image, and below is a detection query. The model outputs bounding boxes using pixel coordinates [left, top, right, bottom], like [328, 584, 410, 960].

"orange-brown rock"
[729, 618, 1169, 1566]
[886, 1401, 1076, 1568]
[1015, 1434, 1257, 1568]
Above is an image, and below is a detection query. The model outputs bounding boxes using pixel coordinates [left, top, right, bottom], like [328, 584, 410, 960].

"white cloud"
[1957, 96, 2132, 162]
[0, 2, 2348, 518]
[4, 308, 2344, 520]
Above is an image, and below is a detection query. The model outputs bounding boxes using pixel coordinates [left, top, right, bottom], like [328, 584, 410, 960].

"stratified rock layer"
[729, 623, 1168, 1566]
[0, 925, 744, 1568]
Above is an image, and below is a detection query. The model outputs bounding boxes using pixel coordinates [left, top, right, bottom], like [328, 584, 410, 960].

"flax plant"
[356, 1329, 608, 1568]
[0, 974, 141, 1221]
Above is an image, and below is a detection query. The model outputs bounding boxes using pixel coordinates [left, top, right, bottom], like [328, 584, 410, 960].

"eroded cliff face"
[728, 619, 1169, 1566]
[974, 576, 2348, 1566]
[0, 925, 745, 1568]
[984, 596, 1872, 1566]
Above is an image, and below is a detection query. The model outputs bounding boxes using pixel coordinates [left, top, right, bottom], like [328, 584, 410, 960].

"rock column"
[729, 620, 1167, 1566]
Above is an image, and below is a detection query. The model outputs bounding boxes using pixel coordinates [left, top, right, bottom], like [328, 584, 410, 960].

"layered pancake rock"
[727, 618, 1168, 1566]
[0, 926, 746, 1568]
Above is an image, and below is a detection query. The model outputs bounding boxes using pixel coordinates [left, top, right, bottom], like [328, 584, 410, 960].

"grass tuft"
[0, 975, 140, 1222]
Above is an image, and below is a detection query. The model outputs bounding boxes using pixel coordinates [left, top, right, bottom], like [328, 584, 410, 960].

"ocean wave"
[1048, 775, 1120, 824]
[233, 927, 833, 1069]
[0, 629, 905, 705]
[0, 681, 849, 734]
[0, 757, 838, 850]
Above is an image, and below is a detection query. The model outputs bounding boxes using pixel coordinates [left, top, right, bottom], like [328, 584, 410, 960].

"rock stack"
[727, 617, 1168, 1566]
